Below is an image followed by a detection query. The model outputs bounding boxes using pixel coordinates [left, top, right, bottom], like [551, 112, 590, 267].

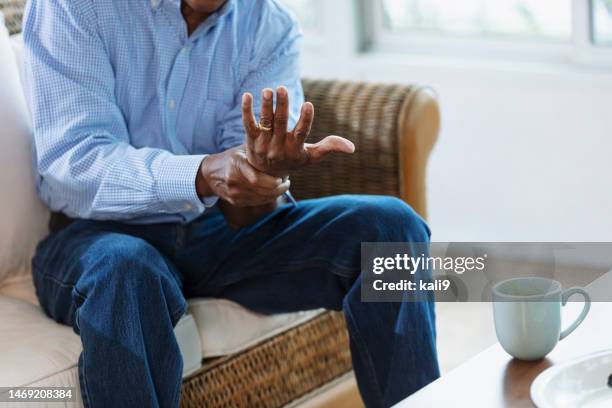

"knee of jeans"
[350, 196, 431, 243]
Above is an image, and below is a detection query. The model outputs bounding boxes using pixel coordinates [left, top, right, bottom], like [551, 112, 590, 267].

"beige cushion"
[0, 292, 203, 408]
[1, 277, 321, 359]
[0, 13, 50, 285]
[0, 280, 320, 407]
[190, 298, 322, 357]
[0, 292, 324, 408]
[0, 295, 83, 405]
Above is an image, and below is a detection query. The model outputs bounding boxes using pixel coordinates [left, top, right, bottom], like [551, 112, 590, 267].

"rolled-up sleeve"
[23, 0, 207, 220]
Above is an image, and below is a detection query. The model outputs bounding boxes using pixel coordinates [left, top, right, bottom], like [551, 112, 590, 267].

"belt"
[49, 212, 75, 234]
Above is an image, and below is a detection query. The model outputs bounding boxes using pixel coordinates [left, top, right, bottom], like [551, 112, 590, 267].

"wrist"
[196, 155, 215, 198]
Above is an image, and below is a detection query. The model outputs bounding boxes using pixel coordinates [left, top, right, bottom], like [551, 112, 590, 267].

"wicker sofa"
[0, 3, 440, 407]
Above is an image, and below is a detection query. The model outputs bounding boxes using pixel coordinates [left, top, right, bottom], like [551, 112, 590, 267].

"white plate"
[531, 349, 612, 408]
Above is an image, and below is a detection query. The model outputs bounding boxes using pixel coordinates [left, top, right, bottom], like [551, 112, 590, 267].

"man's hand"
[196, 145, 289, 207]
[242, 87, 355, 177]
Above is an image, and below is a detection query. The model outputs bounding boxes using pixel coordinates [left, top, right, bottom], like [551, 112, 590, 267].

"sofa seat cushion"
[0, 294, 202, 387]
[0, 295, 83, 395]
[0, 277, 322, 377]
[189, 298, 322, 358]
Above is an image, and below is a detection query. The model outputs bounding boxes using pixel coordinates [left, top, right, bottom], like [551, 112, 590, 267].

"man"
[24, 0, 439, 407]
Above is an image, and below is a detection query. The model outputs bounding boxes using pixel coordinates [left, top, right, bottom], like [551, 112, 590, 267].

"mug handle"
[559, 287, 591, 340]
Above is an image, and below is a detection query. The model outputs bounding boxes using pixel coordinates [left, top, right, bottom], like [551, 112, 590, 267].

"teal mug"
[492, 277, 591, 360]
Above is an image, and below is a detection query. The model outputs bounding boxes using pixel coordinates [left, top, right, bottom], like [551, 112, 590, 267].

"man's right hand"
[196, 145, 290, 207]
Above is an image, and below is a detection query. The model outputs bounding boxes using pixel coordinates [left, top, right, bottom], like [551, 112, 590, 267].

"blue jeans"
[32, 195, 439, 408]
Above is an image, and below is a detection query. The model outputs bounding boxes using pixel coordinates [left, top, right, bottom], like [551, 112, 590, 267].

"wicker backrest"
[295, 79, 413, 200]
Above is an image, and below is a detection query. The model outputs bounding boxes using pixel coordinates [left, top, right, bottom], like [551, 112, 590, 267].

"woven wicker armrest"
[294, 79, 440, 218]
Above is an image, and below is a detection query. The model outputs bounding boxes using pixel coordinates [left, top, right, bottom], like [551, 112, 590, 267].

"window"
[280, 0, 612, 66]
[363, 0, 612, 65]
[381, 0, 572, 41]
[278, 0, 318, 32]
[276, 1, 356, 54]
[592, 0, 612, 45]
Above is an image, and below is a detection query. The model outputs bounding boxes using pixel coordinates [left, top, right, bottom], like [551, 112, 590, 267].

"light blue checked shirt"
[23, 0, 303, 224]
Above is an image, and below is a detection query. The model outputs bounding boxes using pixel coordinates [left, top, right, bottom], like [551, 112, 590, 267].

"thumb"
[305, 135, 355, 164]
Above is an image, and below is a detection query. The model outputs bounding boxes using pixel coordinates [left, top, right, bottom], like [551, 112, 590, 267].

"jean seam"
[77, 314, 92, 408]
[40, 272, 78, 289]
[169, 303, 187, 407]
[343, 303, 385, 406]
[170, 302, 188, 326]
[72, 287, 87, 305]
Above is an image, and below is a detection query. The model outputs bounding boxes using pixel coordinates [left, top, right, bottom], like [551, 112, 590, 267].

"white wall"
[300, 52, 612, 243]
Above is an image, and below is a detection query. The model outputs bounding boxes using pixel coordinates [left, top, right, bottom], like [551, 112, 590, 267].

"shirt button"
[181, 47, 188, 54]
[184, 203, 193, 211]
[150, 0, 159, 9]
[168, 99, 176, 110]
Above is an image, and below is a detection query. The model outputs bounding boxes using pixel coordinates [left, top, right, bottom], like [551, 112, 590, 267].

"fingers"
[215, 146, 291, 207]
[226, 182, 289, 206]
[227, 175, 290, 206]
[236, 157, 290, 200]
[242, 93, 257, 149]
[304, 135, 355, 164]
[292, 102, 314, 143]
[257, 178, 290, 198]
[242, 93, 257, 133]
[238, 159, 284, 190]
[259, 88, 274, 130]
[273, 86, 289, 144]
[255, 88, 274, 155]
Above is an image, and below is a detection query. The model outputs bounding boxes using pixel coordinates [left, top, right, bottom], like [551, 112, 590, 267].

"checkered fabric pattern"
[23, 0, 303, 223]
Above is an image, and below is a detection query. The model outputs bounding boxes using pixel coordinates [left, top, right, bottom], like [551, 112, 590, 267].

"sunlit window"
[592, 0, 612, 45]
[278, 0, 317, 32]
[381, 0, 572, 41]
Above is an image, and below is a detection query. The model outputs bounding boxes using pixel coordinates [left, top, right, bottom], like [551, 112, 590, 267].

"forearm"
[39, 141, 205, 220]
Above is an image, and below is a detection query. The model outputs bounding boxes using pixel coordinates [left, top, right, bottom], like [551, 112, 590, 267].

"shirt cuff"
[156, 153, 207, 214]
[201, 195, 219, 208]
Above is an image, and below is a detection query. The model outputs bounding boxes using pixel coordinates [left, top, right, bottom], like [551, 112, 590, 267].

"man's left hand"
[242, 86, 355, 178]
